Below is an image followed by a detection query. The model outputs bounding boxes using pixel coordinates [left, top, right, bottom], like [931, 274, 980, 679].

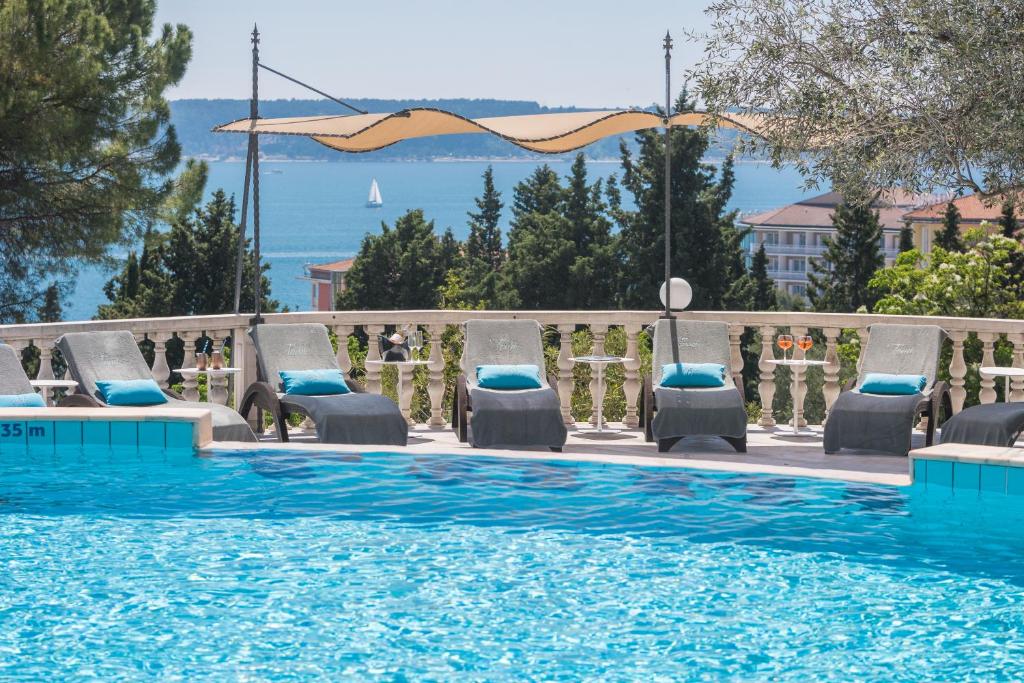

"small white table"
[177, 367, 240, 404]
[766, 358, 828, 436]
[979, 366, 1024, 402]
[30, 379, 78, 406]
[570, 355, 633, 434]
[365, 360, 432, 424]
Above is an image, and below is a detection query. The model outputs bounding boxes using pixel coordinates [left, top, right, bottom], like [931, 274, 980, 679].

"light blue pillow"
[279, 369, 351, 396]
[0, 393, 46, 408]
[661, 362, 727, 388]
[860, 373, 927, 396]
[96, 379, 168, 406]
[476, 364, 543, 390]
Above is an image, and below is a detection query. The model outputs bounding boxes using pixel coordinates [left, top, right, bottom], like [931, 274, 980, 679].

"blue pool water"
[2, 449, 1024, 680]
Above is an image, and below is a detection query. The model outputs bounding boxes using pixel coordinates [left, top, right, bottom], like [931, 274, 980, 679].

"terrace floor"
[209, 423, 922, 486]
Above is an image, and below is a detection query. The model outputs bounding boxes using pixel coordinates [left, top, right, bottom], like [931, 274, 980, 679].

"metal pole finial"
[251, 24, 260, 45]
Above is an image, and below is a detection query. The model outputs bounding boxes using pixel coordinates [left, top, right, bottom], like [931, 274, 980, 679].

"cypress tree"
[1000, 199, 1018, 238]
[750, 244, 777, 310]
[37, 284, 63, 323]
[898, 220, 915, 252]
[461, 167, 505, 307]
[614, 92, 740, 310]
[806, 201, 884, 312]
[465, 166, 503, 270]
[935, 201, 964, 252]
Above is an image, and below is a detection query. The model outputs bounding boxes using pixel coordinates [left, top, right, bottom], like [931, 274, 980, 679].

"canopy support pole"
[232, 135, 254, 315]
[250, 25, 262, 325]
[662, 31, 674, 319]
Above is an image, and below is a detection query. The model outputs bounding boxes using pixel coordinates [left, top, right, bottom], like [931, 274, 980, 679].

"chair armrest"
[843, 377, 857, 392]
[344, 377, 367, 393]
[58, 394, 103, 408]
[642, 373, 654, 442]
[162, 387, 184, 400]
[733, 374, 745, 400]
[239, 381, 283, 416]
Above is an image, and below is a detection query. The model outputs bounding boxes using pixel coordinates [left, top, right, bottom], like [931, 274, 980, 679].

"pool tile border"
[0, 407, 212, 454]
[911, 443, 1024, 496]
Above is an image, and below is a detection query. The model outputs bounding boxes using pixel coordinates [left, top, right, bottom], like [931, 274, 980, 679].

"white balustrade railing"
[3, 310, 1024, 428]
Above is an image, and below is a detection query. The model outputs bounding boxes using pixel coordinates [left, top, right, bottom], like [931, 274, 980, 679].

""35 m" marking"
[0, 423, 46, 438]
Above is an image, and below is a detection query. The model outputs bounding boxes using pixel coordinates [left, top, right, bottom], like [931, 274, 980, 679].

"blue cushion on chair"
[661, 363, 727, 388]
[476, 364, 543, 390]
[0, 393, 46, 408]
[279, 369, 351, 396]
[860, 373, 927, 395]
[96, 379, 168, 406]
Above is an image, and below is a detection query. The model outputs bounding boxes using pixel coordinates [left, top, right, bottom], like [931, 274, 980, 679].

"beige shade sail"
[213, 108, 767, 154]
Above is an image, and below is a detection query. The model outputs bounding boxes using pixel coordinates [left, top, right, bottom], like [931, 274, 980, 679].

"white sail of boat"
[366, 178, 383, 208]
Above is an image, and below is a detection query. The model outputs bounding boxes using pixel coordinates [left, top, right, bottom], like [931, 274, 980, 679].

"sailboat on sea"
[366, 178, 383, 208]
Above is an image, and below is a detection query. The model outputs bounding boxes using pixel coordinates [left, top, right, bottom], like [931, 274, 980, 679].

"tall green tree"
[461, 166, 505, 307]
[1000, 199, 1019, 238]
[37, 284, 63, 323]
[806, 201, 884, 312]
[97, 190, 275, 319]
[562, 155, 618, 309]
[613, 94, 743, 310]
[898, 220, 916, 253]
[935, 202, 964, 252]
[338, 210, 460, 310]
[748, 243, 777, 311]
[0, 0, 192, 322]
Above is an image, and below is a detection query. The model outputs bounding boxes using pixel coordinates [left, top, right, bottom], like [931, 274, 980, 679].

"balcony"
[753, 242, 826, 256]
[3, 310, 1020, 484]
[765, 269, 809, 281]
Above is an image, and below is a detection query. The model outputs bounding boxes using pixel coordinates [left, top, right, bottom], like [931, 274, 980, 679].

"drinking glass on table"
[407, 330, 424, 357]
[796, 335, 814, 354]
[777, 334, 794, 362]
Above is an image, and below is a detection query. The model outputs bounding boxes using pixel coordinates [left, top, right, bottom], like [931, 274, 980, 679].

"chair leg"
[722, 435, 746, 453]
[658, 436, 682, 453]
[549, 446, 562, 453]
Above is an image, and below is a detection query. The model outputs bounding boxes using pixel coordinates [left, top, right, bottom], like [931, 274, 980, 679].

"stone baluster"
[149, 332, 172, 389]
[179, 333, 200, 402]
[397, 361, 415, 425]
[790, 325, 809, 428]
[426, 324, 446, 427]
[364, 324, 385, 394]
[622, 324, 642, 428]
[333, 325, 353, 375]
[556, 324, 574, 424]
[948, 330, 968, 413]
[757, 325, 777, 427]
[1012, 333, 1024, 403]
[589, 324, 608, 425]
[207, 331, 230, 406]
[978, 332, 998, 404]
[35, 339, 55, 381]
[728, 324, 745, 395]
[822, 327, 841, 420]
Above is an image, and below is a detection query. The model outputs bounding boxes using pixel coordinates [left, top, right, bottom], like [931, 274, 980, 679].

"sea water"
[65, 159, 816, 320]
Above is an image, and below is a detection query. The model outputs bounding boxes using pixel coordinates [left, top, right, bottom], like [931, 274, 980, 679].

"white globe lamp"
[659, 277, 693, 313]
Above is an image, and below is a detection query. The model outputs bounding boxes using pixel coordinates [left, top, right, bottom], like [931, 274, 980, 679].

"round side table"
[569, 355, 633, 435]
[979, 366, 1024, 402]
[30, 379, 78, 406]
[766, 358, 828, 436]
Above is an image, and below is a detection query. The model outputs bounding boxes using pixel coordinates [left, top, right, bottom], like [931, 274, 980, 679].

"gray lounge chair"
[240, 323, 407, 445]
[641, 319, 748, 453]
[0, 343, 35, 397]
[56, 331, 257, 442]
[454, 319, 567, 451]
[824, 323, 950, 456]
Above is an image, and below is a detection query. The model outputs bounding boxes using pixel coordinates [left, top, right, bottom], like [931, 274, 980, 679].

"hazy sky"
[154, 0, 713, 107]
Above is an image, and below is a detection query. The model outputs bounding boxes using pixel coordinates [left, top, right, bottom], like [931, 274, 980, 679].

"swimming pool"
[2, 447, 1024, 680]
